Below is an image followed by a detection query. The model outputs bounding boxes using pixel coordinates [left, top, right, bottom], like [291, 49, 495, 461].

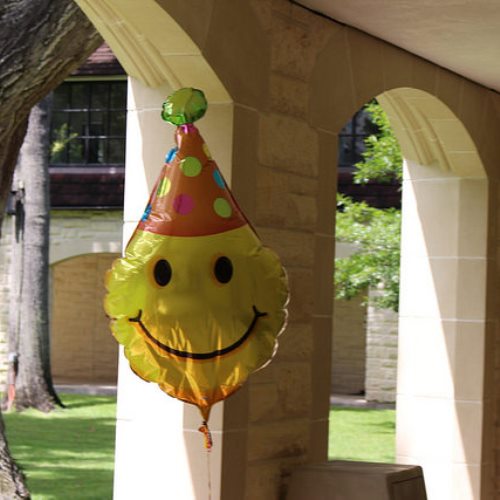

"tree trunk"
[0, 0, 102, 233]
[0, 412, 29, 499]
[10, 97, 62, 412]
[4, 167, 24, 411]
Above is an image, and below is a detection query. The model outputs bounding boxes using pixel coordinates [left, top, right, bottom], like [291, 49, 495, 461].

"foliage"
[335, 102, 402, 311]
[353, 100, 403, 185]
[329, 406, 395, 463]
[50, 123, 78, 163]
[335, 195, 401, 311]
[4, 393, 116, 499]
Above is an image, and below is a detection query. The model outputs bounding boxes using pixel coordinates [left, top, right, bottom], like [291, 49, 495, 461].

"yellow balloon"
[105, 225, 288, 420]
[104, 88, 289, 423]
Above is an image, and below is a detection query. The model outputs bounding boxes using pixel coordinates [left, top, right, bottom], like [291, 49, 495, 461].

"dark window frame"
[49, 78, 127, 169]
[338, 106, 379, 172]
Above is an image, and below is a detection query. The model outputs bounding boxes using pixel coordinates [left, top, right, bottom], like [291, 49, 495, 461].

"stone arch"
[380, 88, 488, 500]
[50, 240, 121, 265]
[51, 252, 120, 384]
[309, 24, 497, 500]
[76, 0, 270, 108]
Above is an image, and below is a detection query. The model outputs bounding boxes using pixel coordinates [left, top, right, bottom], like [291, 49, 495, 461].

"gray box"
[287, 460, 427, 500]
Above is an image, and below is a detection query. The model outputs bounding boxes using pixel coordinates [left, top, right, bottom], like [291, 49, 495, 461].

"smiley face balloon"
[105, 88, 289, 428]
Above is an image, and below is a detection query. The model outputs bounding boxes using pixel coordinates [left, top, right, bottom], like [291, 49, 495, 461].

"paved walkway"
[54, 386, 395, 409]
[330, 394, 395, 409]
[55, 384, 117, 396]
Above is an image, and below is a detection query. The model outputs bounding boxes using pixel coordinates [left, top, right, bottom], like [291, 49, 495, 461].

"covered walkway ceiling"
[296, 0, 500, 93]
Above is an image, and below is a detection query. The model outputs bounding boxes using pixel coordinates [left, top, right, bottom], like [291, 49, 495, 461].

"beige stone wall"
[332, 295, 366, 395]
[51, 253, 119, 384]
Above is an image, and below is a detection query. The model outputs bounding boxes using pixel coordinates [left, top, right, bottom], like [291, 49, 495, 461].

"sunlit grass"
[4, 394, 116, 500]
[3, 397, 395, 497]
[329, 406, 396, 463]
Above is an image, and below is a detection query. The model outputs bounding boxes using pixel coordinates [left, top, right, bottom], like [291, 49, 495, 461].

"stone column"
[113, 77, 233, 500]
[397, 159, 488, 500]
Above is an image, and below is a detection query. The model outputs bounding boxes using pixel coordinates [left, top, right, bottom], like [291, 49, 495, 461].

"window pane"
[338, 136, 354, 167]
[68, 139, 85, 163]
[91, 83, 108, 109]
[50, 80, 127, 167]
[109, 110, 126, 136]
[340, 119, 353, 135]
[53, 86, 70, 109]
[88, 138, 106, 164]
[89, 111, 107, 136]
[50, 112, 70, 164]
[68, 111, 86, 137]
[108, 139, 125, 163]
[51, 112, 69, 140]
[71, 83, 88, 109]
[353, 136, 366, 165]
[354, 111, 366, 134]
[110, 83, 127, 109]
[50, 143, 67, 164]
[50, 148, 65, 164]
[356, 108, 379, 136]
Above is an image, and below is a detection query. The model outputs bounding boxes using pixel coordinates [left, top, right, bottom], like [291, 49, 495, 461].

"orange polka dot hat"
[137, 88, 248, 237]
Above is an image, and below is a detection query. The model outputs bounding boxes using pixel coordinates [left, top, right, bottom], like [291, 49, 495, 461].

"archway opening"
[330, 87, 488, 500]
[330, 100, 400, 463]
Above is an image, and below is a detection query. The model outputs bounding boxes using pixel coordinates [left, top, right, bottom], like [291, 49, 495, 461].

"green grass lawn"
[329, 406, 396, 463]
[4, 394, 117, 500]
[3, 397, 394, 499]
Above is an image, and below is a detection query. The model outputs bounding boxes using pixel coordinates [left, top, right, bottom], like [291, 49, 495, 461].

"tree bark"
[11, 97, 62, 412]
[4, 166, 23, 412]
[0, 0, 103, 234]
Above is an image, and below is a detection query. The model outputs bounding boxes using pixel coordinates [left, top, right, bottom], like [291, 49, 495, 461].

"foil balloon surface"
[105, 88, 289, 426]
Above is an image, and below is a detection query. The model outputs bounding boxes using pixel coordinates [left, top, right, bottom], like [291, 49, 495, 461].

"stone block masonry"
[365, 288, 398, 403]
[332, 294, 367, 395]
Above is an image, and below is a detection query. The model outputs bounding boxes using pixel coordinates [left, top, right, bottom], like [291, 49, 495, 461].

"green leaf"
[335, 102, 402, 311]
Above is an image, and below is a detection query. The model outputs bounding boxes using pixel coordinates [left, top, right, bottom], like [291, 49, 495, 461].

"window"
[338, 107, 379, 171]
[50, 80, 127, 166]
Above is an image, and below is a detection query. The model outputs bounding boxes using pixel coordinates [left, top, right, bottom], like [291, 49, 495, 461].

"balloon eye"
[153, 259, 172, 286]
[214, 256, 233, 284]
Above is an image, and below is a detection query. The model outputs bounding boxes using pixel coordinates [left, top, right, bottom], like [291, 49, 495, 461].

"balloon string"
[206, 443, 212, 500]
[199, 420, 213, 450]
[198, 420, 213, 500]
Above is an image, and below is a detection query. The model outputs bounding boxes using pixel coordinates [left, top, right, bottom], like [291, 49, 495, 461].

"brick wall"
[365, 288, 398, 403]
[332, 295, 367, 395]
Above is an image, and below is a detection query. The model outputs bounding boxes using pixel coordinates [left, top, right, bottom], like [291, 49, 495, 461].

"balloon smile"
[129, 306, 267, 360]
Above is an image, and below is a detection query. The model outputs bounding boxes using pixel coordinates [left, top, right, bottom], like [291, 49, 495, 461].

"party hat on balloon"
[137, 88, 248, 238]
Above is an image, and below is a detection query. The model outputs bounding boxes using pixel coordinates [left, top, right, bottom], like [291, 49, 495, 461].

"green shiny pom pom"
[161, 88, 207, 125]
